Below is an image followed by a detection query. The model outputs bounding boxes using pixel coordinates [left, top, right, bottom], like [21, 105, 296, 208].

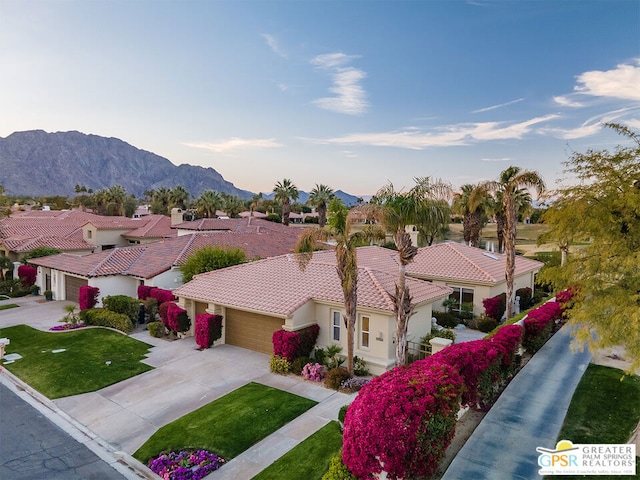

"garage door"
[225, 308, 285, 355]
[65, 275, 88, 303]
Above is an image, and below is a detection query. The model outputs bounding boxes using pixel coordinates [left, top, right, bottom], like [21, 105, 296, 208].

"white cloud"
[481, 157, 512, 162]
[261, 33, 287, 58]
[553, 95, 585, 108]
[183, 138, 283, 153]
[311, 52, 369, 115]
[472, 97, 524, 113]
[539, 107, 640, 139]
[574, 59, 640, 101]
[320, 115, 558, 149]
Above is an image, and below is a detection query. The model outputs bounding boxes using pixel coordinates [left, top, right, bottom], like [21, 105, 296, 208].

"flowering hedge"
[272, 324, 320, 361]
[483, 293, 506, 320]
[343, 360, 464, 479]
[523, 300, 563, 353]
[147, 449, 225, 480]
[137, 285, 153, 300]
[150, 287, 174, 304]
[17, 265, 37, 287]
[195, 313, 223, 349]
[163, 303, 191, 333]
[78, 285, 100, 310]
[556, 285, 577, 305]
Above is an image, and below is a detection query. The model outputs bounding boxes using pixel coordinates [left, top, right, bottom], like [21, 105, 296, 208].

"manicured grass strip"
[0, 304, 19, 310]
[134, 382, 318, 463]
[252, 421, 343, 480]
[547, 364, 640, 480]
[0, 324, 153, 399]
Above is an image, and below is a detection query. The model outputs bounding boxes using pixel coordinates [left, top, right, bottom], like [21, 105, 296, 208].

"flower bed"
[49, 324, 87, 331]
[147, 449, 225, 480]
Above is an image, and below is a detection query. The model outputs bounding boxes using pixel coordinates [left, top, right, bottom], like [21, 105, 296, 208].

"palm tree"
[169, 185, 190, 210]
[453, 184, 492, 247]
[221, 193, 243, 218]
[249, 193, 263, 216]
[273, 179, 299, 226]
[195, 190, 222, 218]
[295, 198, 384, 374]
[366, 177, 452, 366]
[151, 187, 170, 215]
[477, 166, 545, 319]
[104, 184, 127, 216]
[307, 184, 335, 228]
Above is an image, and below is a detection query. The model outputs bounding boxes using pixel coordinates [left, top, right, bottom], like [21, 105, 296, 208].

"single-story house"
[28, 229, 305, 303]
[172, 216, 296, 236]
[173, 250, 453, 375]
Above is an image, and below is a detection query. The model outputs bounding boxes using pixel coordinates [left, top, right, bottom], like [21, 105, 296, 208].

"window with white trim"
[360, 315, 370, 348]
[448, 286, 474, 311]
[332, 310, 341, 341]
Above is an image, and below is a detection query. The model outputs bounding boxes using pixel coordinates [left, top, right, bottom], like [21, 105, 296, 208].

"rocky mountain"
[0, 130, 253, 199]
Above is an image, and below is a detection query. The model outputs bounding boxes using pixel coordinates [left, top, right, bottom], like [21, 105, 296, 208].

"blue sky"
[1, 1, 639, 197]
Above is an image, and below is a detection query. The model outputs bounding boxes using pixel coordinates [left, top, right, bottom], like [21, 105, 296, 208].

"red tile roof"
[173, 250, 452, 317]
[122, 215, 176, 239]
[174, 217, 294, 234]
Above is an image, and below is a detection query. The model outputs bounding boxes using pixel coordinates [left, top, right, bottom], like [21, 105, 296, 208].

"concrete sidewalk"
[442, 325, 593, 480]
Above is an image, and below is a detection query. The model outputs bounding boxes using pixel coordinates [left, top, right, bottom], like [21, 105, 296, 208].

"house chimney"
[171, 208, 184, 226]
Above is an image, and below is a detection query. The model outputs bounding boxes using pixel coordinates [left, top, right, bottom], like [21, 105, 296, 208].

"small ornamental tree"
[195, 313, 223, 349]
[17, 265, 37, 287]
[483, 293, 506, 320]
[137, 285, 153, 300]
[78, 285, 100, 310]
[343, 360, 464, 479]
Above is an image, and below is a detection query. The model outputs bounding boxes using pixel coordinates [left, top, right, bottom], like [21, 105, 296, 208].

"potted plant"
[44, 290, 53, 301]
[31, 285, 40, 296]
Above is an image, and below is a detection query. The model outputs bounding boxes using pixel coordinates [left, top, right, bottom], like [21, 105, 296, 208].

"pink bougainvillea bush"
[195, 313, 223, 349]
[78, 285, 100, 310]
[523, 301, 563, 353]
[555, 286, 577, 305]
[483, 292, 506, 321]
[163, 302, 191, 334]
[343, 360, 463, 479]
[17, 265, 37, 288]
[272, 330, 301, 362]
[150, 287, 174, 304]
[137, 285, 153, 300]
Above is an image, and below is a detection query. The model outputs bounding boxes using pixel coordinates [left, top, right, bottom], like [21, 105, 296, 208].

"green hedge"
[102, 295, 141, 325]
[79, 308, 134, 333]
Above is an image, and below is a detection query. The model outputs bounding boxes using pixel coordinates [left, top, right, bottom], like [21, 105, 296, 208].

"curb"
[0, 366, 158, 480]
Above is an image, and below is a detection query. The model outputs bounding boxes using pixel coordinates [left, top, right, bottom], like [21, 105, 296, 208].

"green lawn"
[133, 382, 318, 463]
[252, 421, 343, 480]
[0, 324, 153, 399]
[0, 304, 19, 310]
[548, 364, 640, 480]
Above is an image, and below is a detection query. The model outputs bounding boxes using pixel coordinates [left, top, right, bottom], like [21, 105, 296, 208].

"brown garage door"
[225, 308, 285, 355]
[65, 275, 88, 303]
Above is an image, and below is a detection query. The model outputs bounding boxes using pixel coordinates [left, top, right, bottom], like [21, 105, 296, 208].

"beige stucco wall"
[83, 225, 130, 250]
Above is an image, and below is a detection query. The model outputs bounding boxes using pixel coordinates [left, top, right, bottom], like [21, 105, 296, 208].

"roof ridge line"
[362, 266, 397, 311]
[449, 243, 495, 283]
[89, 248, 121, 276]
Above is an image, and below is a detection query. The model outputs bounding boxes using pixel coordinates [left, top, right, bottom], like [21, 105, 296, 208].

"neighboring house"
[173, 216, 295, 236]
[28, 229, 304, 303]
[173, 249, 452, 375]
[82, 214, 176, 251]
[407, 242, 543, 316]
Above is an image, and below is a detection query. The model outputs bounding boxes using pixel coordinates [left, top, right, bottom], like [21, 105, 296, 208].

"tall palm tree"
[307, 184, 335, 228]
[477, 166, 545, 319]
[365, 177, 452, 366]
[273, 179, 299, 226]
[195, 190, 222, 218]
[249, 193, 263, 216]
[105, 184, 127, 216]
[169, 185, 190, 210]
[151, 187, 170, 215]
[221, 193, 243, 218]
[295, 198, 384, 374]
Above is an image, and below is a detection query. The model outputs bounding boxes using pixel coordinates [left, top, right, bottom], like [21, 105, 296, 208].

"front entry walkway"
[442, 325, 592, 480]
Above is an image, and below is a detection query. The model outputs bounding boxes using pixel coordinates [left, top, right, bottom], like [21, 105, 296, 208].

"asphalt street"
[0, 382, 128, 480]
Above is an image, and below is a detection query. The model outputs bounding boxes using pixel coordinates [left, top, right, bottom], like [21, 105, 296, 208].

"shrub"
[353, 356, 369, 376]
[79, 308, 133, 333]
[17, 265, 36, 287]
[420, 329, 456, 345]
[150, 287, 174, 304]
[158, 301, 171, 322]
[297, 324, 320, 358]
[338, 405, 349, 425]
[483, 293, 506, 321]
[148, 321, 166, 338]
[302, 362, 326, 382]
[477, 315, 498, 333]
[137, 285, 153, 300]
[523, 301, 563, 353]
[325, 367, 350, 390]
[516, 287, 533, 310]
[102, 295, 140, 325]
[342, 360, 464, 479]
[290, 356, 310, 376]
[432, 310, 459, 328]
[144, 297, 159, 322]
[195, 313, 223, 349]
[340, 377, 370, 392]
[556, 286, 577, 305]
[269, 355, 291, 374]
[164, 303, 191, 334]
[78, 285, 100, 310]
[322, 452, 357, 480]
[272, 330, 300, 362]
